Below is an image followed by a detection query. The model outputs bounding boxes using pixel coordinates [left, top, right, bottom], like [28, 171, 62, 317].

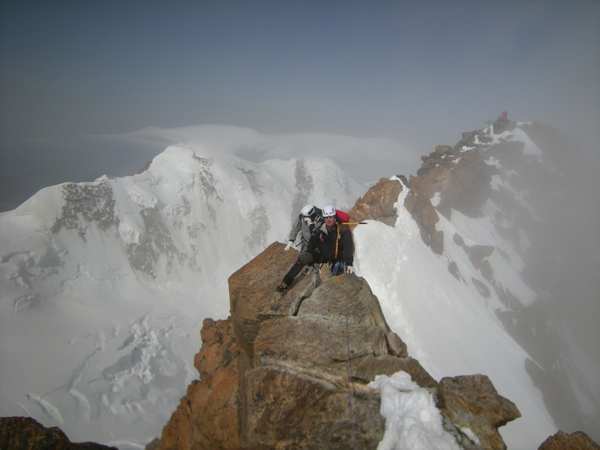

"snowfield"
[354, 174, 557, 448]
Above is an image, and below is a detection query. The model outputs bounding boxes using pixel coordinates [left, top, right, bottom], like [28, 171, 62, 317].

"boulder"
[437, 375, 521, 450]
[385, 331, 408, 357]
[0, 417, 116, 450]
[538, 430, 600, 450]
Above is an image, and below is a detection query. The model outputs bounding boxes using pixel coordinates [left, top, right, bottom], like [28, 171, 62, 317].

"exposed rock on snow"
[438, 375, 520, 450]
[537, 430, 600, 450]
[51, 181, 117, 240]
[349, 177, 403, 225]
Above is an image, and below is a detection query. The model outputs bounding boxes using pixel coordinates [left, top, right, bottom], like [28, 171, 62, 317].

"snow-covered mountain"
[0, 141, 364, 448]
[2, 121, 598, 450]
[353, 118, 599, 448]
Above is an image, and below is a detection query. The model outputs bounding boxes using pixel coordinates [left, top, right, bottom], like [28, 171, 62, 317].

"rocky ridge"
[153, 241, 520, 450]
[397, 117, 600, 440]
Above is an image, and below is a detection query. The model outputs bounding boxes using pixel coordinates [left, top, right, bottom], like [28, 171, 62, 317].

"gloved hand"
[345, 265, 354, 274]
[285, 240, 294, 251]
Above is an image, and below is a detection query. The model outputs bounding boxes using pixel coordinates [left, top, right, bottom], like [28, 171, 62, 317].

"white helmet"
[323, 205, 336, 217]
[300, 205, 314, 217]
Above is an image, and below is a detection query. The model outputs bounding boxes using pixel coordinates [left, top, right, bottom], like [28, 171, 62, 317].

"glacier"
[0, 141, 363, 447]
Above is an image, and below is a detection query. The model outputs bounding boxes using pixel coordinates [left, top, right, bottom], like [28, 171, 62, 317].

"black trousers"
[282, 251, 317, 286]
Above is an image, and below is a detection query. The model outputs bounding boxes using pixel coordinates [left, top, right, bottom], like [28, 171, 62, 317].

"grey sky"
[1, 0, 599, 208]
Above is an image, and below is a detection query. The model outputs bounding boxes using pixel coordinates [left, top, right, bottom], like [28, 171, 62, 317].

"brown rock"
[0, 417, 117, 450]
[229, 242, 316, 356]
[404, 168, 446, 253]
[438, 150, 492, 216]
[233, 254, 400, 449]
[253, 315, 389, 376]
[353, 355, 438, 389]
[404, 141, 496, 254]
[157, 318, 241, 450]
[194, 318, 237, 377]
[153, 242, 517, 450]
[244, 365, 384, 450]
[297, 274, 390, 330]
[438, 375, 521, 450]
[538, 430, 600, 450]
[385, 331, 408, 357]
[431, 229, 444, 254]
[349, 177, 403, 225]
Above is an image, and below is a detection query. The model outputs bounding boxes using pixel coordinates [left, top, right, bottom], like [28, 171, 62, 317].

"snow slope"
[355, 183, 556, 449]
[0, 142, 364, 447]
[354, 122, 562, 449]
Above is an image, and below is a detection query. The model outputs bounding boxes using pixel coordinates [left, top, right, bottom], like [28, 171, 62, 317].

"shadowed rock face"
[0, 417, 117, 450]
[154, 242, 521, 450]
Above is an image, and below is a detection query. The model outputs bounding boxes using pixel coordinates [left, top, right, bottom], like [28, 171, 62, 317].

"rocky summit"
[154, 242, 520, 450]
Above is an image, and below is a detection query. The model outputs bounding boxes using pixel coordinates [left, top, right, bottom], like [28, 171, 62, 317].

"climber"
[319, 205, 355, 276]
[285, 205, 323, 252]
[277, 205, 354, 292]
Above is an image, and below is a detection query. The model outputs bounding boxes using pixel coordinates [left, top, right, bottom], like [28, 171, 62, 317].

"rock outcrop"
[349, 177, 403, 225]
[538, 430, 600, 450]
[153, 242, 520, 450]
[438, 375, 521, 450]
[0, 417, 117, 450]
[404, 142, 494, 255]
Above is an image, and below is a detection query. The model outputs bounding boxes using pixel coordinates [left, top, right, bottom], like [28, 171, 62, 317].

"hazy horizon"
[2, 0, 599, 210]
[2, 1, 598, 144]
[1, 2, 600, 445]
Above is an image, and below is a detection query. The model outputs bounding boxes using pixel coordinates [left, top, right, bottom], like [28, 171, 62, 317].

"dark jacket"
[309, 223, 354, 266]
